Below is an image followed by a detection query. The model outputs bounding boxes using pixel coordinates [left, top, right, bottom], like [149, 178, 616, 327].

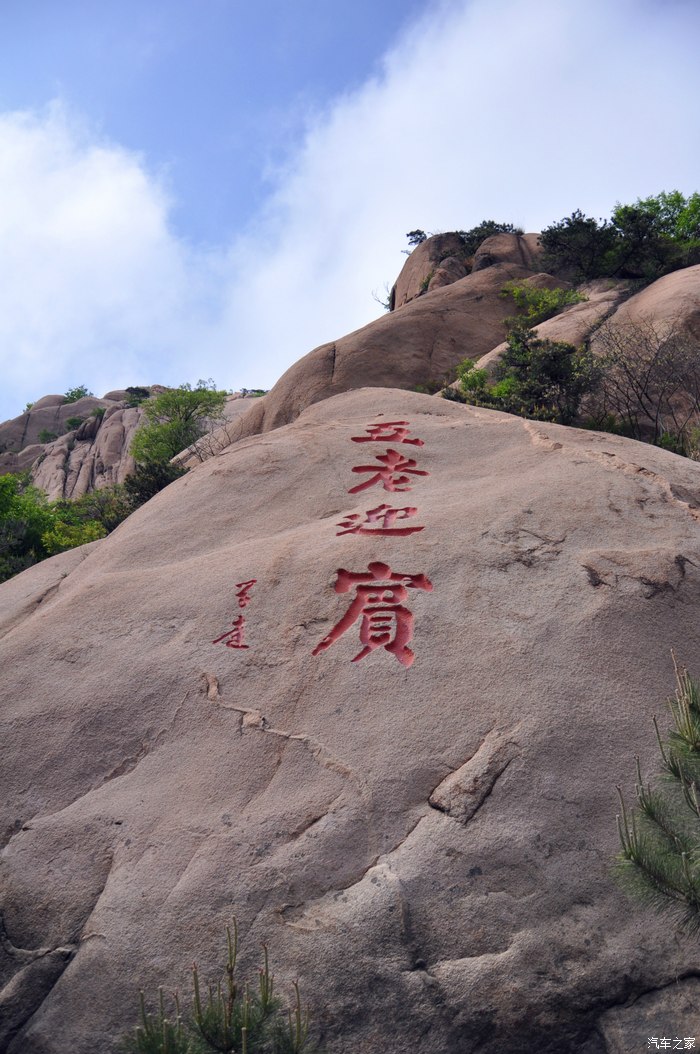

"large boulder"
[391, 233, 471, 309]
[194, 257, 541, 463]
[2, 388, 700, 1052]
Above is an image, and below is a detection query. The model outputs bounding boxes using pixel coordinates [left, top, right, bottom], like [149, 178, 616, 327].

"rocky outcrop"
[30, 404, 143, 499]
[189, 250, 543, 465]
[474, 276, 633, 376]
[390, 232, 543, 310]
[0, 391, 261, 500]
[3, 387, 700, 1051]
[391, 233, 471, 308]
[0, 394, 143, 499]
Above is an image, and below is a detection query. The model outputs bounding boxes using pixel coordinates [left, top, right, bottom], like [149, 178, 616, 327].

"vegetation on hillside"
[0, 380, 233, 584]
[540, 191, 700, 282]
[126, 379, 228, 506]
[406, 190, 699, 284]
[0, 472, 108, 581]
[449, 325, 597, 426]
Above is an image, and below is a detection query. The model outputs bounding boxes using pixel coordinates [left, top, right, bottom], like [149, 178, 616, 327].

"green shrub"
[617, 657, 700, 935]
[126, 386, 152, 407]
[41, 519, 106, 555]
[130, 380, 227, 467]
[418, 269, 435, 294]
[38, 429, 57, 444]
[539, 209, 619, 280]
[65, 416, 84, 431]
[455, 220, 523, 259]
[124, 462, 188, 507]
[0, 473, 129, 584]
[123, 922, 315, 1054]
[91, 406, 106, 418]
[63, 384, 93, 403]
[452, 325, 597, 425]
[541, 191, 700, 282]
[55, 485, 132, 534]
[500, 281, 588, 327]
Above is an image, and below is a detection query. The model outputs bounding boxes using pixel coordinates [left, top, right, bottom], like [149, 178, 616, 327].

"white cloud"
[0, 103, 220, 420]
[2, 0, 700, 423]
[218, 0, 700, 389]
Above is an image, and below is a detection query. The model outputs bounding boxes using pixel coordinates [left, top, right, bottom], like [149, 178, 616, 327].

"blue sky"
[2, 0, 427, 244]
[1, 0, 700, 422]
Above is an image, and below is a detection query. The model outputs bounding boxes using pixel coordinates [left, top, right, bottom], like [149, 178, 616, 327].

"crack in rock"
[0, 914, 77, 1051]
[429, 728, 520, 824]
[522, 419, 700, 525]
[580, 549, 694, 599]
[203, 674, 373, 808]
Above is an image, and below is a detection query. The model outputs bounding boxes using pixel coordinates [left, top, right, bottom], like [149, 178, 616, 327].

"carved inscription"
[312, 561, 433, 668]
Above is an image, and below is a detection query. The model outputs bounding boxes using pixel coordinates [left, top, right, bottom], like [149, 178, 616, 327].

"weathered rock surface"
[197, 256, 542, 461]
[391, 233, 471, 308]
[590, 263, 700, 347]
[0, 392, 259, 500]
[0, 394, 142, 499]
[471, 232, 541, 273]
[3, 388, 700, 1052]
[474, 277, 633, 376]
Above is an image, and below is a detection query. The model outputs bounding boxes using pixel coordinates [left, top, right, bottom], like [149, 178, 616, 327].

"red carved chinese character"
[351, 421, 424, 446]
[312, 561, 433, 667]
[235, 579, 257, 608]
[213, 615, 248, 649]
[348, 448, 428, 494]
[336, 504, 424, 536]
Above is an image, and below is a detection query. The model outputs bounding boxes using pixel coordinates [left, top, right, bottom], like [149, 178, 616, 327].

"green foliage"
[24, 402, 34, 412]
[452, 325, 597, 425]
[541, 191, 700, 282]
[0, 473, 132, 583]
[126, 386, 152, 408]
[418, 269, 435, 294]
[65, 416, 84, 431]
[455, 359, 488, 395]
[239, 389, 268, 398]
[41, 518, 106, 556]
[38, 429, 58, 444]
[539, 209, 619, 280]
[455, 220, 523, 259]
[63, 384, 93, 403]
[0, 473, 55, 581]
[91, 406, 106, 418]
[616, 658, 700, 935]
[55, 485, 133, 534]
[123, 462, 188, 507]
[500, 281, 587, 327]
[130, 380, 227, 467]
[406, 229, 427, 247]
[124, 922, 315, 1054]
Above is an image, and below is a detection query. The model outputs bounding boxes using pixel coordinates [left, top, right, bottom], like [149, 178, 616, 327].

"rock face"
[0, 394, 143, 500]
[3, 387, 700, 1052]
[0, 392, 260, 500]
[196, 251, 543, 461]
[391, 233, 471, 308]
